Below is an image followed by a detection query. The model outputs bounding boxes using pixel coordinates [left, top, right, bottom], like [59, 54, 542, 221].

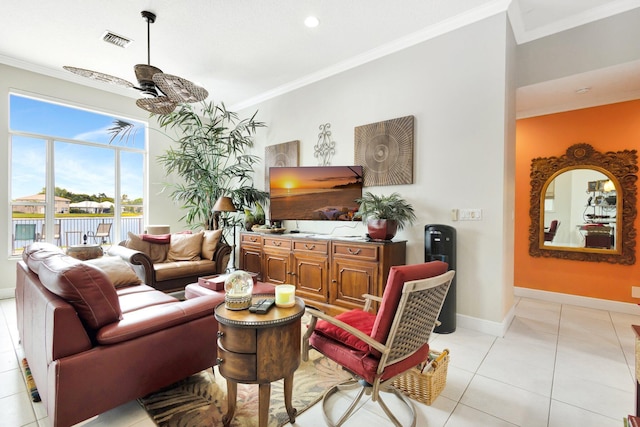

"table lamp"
[213, 196, 238, 272]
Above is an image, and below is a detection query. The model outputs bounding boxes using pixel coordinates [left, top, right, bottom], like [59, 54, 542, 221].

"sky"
[9, 94, 146, 200]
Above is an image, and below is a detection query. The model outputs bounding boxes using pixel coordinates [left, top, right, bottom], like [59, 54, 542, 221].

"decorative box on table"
[198, 272, 258, 291]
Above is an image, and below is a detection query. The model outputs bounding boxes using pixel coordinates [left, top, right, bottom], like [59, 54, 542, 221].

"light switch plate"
[459, 208, 482, 221]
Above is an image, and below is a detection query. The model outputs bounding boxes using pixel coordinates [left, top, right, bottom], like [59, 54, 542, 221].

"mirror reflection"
[543, 168, 618, 250]
[529, 143, 636, 264]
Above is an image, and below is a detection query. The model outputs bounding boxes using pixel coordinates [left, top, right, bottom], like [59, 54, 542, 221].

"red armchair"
[302, 261, 454, 427]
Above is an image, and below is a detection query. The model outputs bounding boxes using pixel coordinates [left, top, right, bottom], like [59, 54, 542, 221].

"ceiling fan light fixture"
[63, 10, 208, 113]
[134, 64, 163, 96]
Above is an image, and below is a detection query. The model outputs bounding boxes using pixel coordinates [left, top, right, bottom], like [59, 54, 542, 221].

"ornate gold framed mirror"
[529, 143, 638, 264]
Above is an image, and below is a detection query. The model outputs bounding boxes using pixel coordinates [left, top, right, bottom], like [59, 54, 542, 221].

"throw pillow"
[167, 231, 204, 262]
[141, 233, 171, 244]
[85, 256, 142, 289]
[126, 232, 168, 264]
[201, 229, 223, 260]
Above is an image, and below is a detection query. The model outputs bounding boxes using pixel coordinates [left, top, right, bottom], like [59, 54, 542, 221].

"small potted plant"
[356, 192, 417, 240]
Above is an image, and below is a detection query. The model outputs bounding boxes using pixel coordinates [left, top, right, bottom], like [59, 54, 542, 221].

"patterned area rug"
[139, 348, 350, 427]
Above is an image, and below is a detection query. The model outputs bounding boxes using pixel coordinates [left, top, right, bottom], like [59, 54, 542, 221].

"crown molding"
[514, 0, 640, 44]
[516, 90, 640, 119]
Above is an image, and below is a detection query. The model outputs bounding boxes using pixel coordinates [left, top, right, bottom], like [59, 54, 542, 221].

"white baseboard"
[452, 286, 640, 338]
[514, 286, 640, 315]
[456, 303, 515, 338]
[0, 288, 15, 300]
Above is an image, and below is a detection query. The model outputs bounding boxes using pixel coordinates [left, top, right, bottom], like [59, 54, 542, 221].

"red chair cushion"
[370, 261, 448, 356]
[309, 331, 430, 384]
[314, 309, 375, 352]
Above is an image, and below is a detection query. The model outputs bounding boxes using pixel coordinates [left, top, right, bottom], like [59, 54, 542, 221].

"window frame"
[8, 92, 148, 256]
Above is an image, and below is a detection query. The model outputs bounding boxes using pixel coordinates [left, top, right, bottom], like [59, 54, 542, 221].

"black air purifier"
[424, 224, 456, 333]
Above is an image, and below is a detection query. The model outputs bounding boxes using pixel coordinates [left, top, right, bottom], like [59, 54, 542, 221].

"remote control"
[249, 298, 276, 314]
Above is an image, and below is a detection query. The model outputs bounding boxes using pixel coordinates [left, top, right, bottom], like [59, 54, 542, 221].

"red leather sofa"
[15, 242, 225, 427]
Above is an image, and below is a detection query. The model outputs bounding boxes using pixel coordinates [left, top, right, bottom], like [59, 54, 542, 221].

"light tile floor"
[0, 296, 638, 427]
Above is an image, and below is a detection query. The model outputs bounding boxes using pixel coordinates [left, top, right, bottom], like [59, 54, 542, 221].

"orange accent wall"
[515, 100, 640, 302]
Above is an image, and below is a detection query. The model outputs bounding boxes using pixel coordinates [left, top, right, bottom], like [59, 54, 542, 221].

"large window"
[9, 93, 147, 255]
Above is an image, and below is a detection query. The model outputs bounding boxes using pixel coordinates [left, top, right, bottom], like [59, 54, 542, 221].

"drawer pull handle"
[216, 357, 224, 364]
[272, 241, 281, 246]
[347, 248, 361, 255]
[304, 243, 315, 250]
[217, 331, 224, 338]
[250, 237, 257, 242]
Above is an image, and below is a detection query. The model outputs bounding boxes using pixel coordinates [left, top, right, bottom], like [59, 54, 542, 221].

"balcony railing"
[11, 216, 144, 255]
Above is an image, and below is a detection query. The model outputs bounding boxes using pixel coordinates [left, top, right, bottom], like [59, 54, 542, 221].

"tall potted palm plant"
[356, 192, 417, 240]
[114, 101, 269, 231]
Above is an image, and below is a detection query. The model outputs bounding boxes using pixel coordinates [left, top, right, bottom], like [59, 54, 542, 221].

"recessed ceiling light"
[575, 87, 591, 94]
[304, 16, 320, 28]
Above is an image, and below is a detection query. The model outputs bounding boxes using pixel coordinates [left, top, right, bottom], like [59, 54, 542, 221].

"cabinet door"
[293, 253, 328, 303]
[240, 246, 262, 279]
[330, 258, 378, 310]
[263, 249, 291, 285]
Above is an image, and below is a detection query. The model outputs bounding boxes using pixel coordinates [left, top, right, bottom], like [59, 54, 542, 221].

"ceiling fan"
[64, 10, 208, 114]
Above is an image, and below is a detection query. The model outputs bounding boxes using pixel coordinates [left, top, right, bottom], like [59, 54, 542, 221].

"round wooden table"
[214, 295, 305, 427]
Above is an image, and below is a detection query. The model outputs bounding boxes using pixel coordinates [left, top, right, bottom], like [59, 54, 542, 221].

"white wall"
[241, 14, 515, 328]
[0, 63, 183, 298]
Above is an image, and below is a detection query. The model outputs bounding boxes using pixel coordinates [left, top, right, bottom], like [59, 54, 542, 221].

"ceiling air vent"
[101, 31, 132, 48]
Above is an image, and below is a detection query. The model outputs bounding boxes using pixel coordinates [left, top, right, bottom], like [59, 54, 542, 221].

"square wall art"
[354, 115, 414, 187]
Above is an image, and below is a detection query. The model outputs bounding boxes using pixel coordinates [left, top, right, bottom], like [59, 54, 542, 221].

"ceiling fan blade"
[153, 73, 209, 103]
[136, 96, 177, 114]
[63, 66, 134, 89]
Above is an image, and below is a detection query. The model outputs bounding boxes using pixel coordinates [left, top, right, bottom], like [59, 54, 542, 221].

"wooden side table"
[215, 295, 305, 427]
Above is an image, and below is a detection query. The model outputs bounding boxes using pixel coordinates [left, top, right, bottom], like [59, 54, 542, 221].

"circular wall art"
[354, 115, 414, 187]
[265, 140, 300, 182]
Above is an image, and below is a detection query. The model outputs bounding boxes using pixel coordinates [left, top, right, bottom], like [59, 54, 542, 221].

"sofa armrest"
[108, 244, 154, 285]
[213, 242, 232, 274]
[96, 295, 222, 345]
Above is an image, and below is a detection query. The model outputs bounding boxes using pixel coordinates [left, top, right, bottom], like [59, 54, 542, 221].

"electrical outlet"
[632, 286, 640, 298]
[459, 208, 482, 221]
[451, 209, 458, 221]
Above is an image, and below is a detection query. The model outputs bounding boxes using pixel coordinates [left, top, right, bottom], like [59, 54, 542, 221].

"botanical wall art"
[355, 115, 414, 187]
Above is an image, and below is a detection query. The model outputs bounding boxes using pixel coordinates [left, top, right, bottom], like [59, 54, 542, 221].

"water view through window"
[9, 94, 147, 255]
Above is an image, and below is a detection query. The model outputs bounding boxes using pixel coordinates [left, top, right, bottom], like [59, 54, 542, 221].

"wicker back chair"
[303, 262, 454, 427]
[87, 222, 112, 245]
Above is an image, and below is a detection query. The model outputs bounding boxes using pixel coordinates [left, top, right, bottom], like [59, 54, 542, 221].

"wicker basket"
[392, 349, 449, 405]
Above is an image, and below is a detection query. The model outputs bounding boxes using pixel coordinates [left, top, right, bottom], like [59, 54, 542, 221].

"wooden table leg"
[223, 379, 237, 427]
[284, 373, 297, 423]
[258, 382, 271, 427]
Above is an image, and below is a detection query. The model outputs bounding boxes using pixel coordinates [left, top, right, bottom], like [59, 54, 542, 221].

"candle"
[275, 284, 296, 308]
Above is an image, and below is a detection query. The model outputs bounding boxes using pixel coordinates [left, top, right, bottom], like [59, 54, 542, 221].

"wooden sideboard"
[239, 232, 406, 315]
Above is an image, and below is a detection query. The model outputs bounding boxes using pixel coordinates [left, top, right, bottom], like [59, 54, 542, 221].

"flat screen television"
[269, 166, 364, 221]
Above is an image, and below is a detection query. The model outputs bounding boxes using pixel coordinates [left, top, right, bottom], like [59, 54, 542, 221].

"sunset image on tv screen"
[269, 166, 363, 221]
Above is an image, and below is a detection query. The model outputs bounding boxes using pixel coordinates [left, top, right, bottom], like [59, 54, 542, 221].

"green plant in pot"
[112, 101, 269, 232]
[356, 192, 417, 240]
